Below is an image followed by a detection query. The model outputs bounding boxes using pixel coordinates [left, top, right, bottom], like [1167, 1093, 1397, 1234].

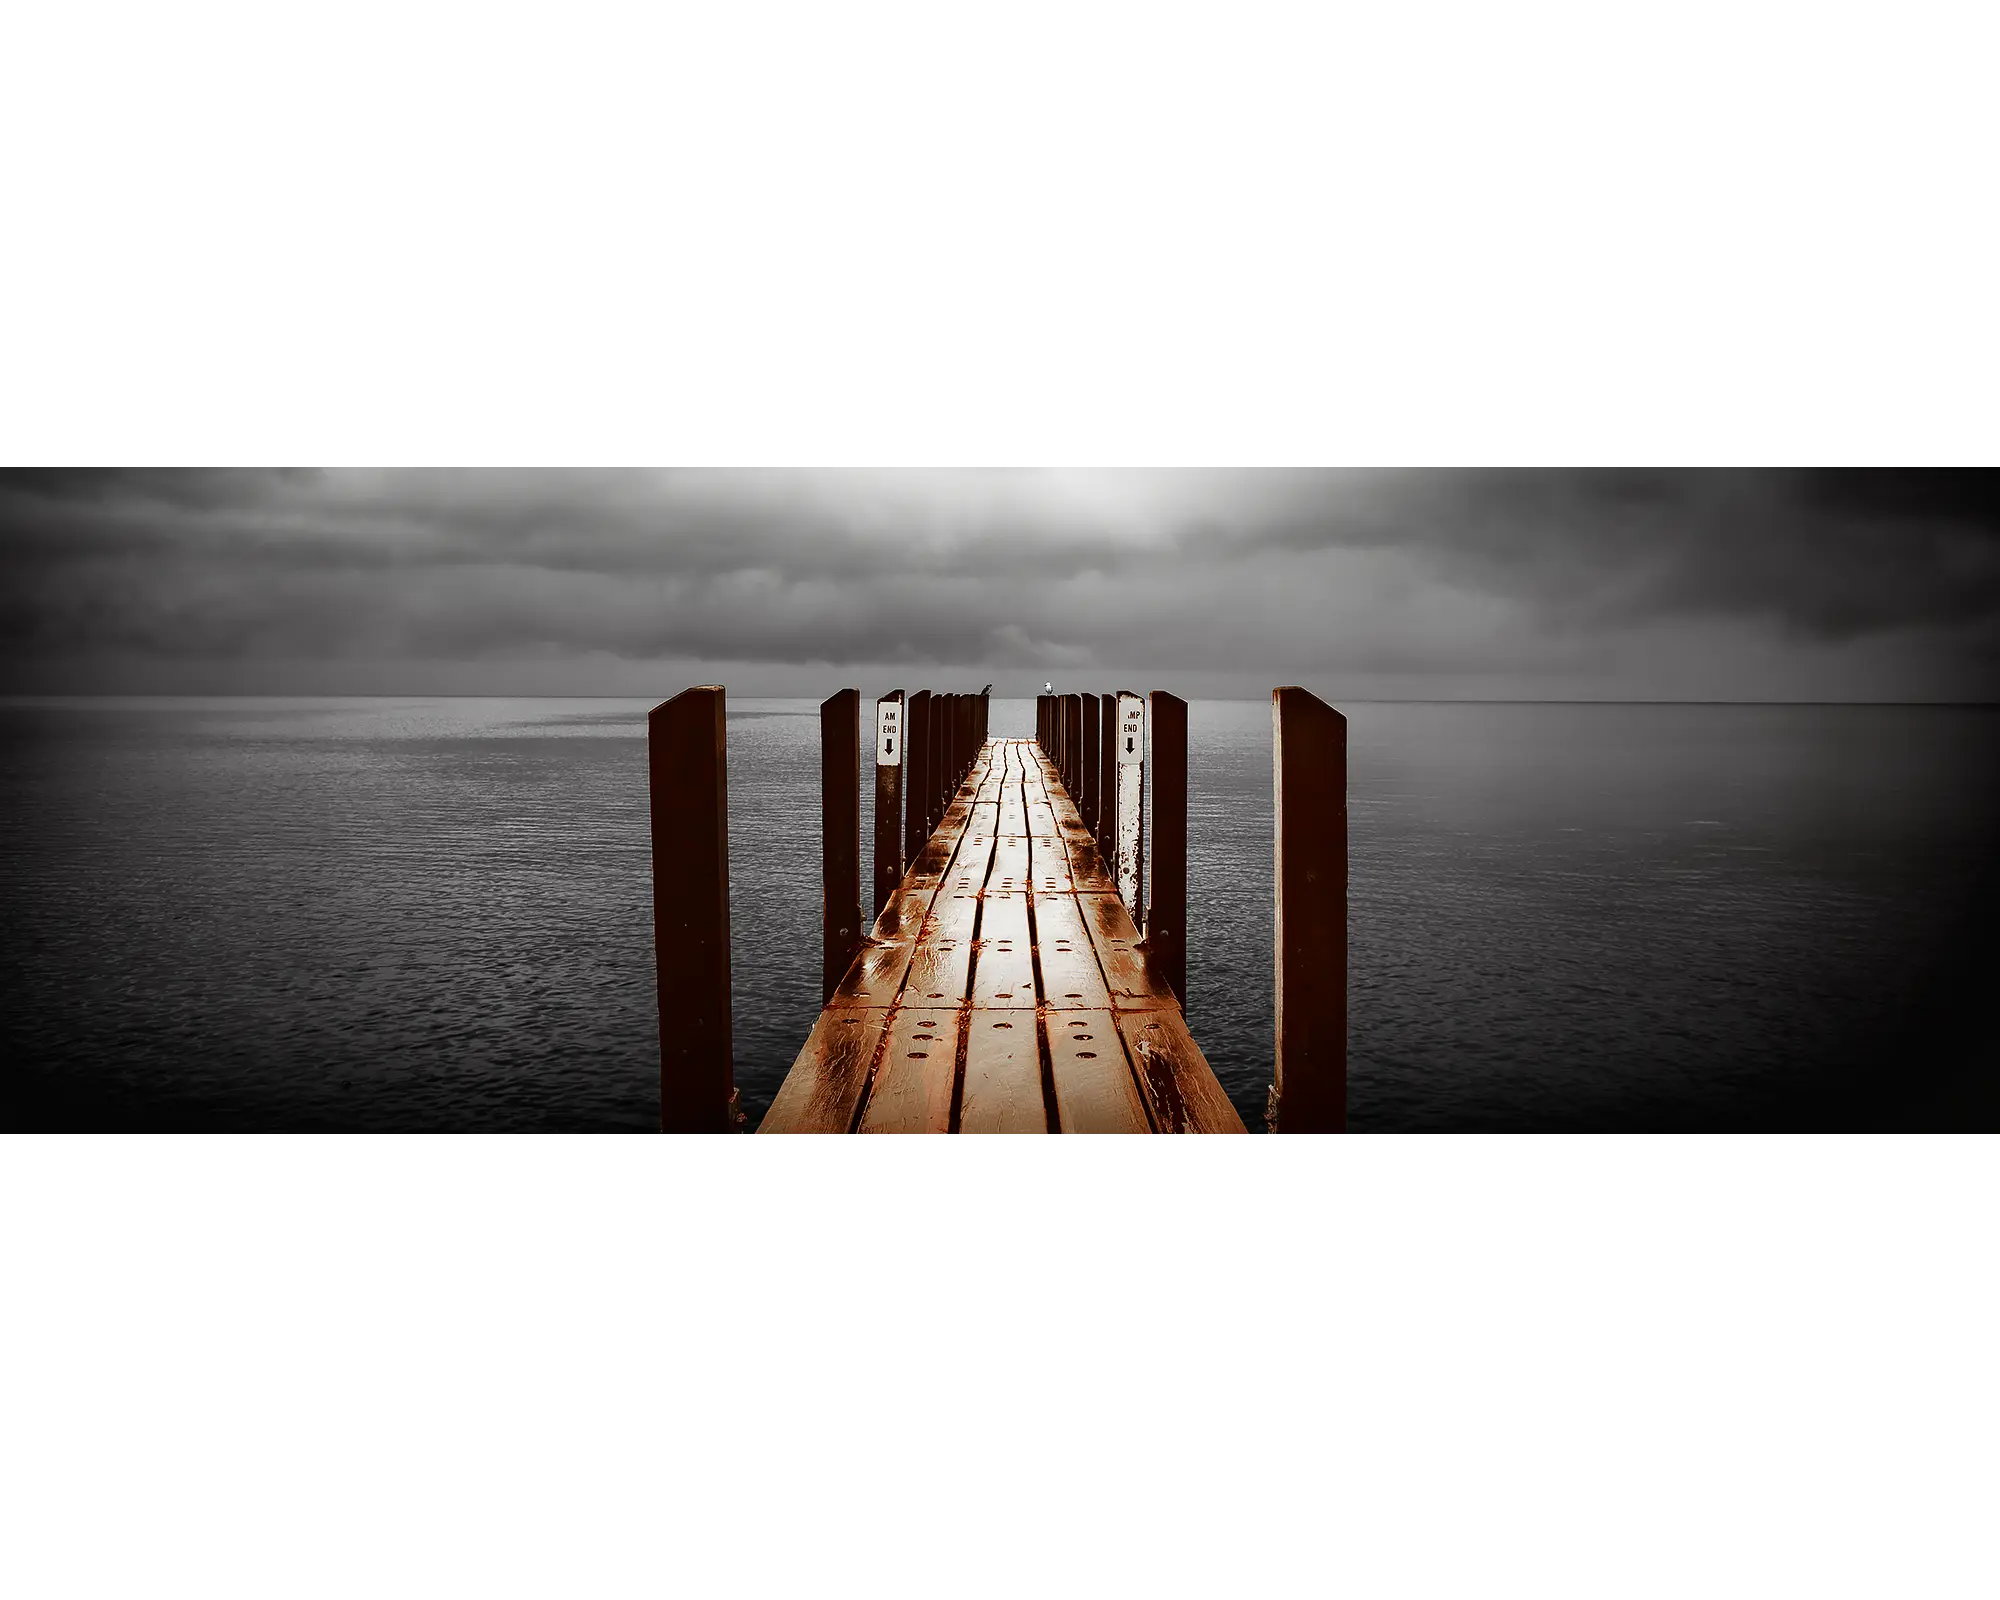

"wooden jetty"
[650, 686, 1347, 1133]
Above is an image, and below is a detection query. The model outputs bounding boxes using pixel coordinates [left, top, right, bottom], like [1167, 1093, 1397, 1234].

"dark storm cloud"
[0, 469, 1994, 696]
[1217, 469, 2000, 643]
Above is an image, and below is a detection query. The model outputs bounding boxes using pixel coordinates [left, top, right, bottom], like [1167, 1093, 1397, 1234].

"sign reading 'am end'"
[876, 697, 903, 766]
[1116, 694, 1145, 763]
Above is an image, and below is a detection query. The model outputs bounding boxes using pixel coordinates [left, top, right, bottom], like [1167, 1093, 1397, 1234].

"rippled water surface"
[4, 697, 1994, 1130]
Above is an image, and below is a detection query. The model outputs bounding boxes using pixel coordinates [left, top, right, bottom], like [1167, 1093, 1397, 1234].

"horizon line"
[5, 693, 1997, 709]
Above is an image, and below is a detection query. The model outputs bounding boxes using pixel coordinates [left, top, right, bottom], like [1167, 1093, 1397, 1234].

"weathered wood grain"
[970, 889, 1037, 1008]
[1115, 1009, 1247, 1134]
[958, 1012, 1048, 1132]
[1032, 858, 1076, 894]
[1060, 835, 1118, 894]
[1030, 891, 1113, 1009]
[1074, 892, 1178, 1009]
[868, 884, 933, 944]
[831, 937, 918, 1006]
[945, 831, 997, 899]
[905, 831, 962, 888]
[760, 1004, 892, 1133]
[905, 888, 979, 1004]
[998, 774, 1029, 837]
[1046, 1010, 1150, 1133]
[985, 833, 1031, 898]
[859, 1005, 960, 1133]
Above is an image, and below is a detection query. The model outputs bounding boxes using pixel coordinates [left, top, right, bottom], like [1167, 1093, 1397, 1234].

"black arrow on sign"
[1126, 736, 1135, 754]
[886, 739, 894, 756]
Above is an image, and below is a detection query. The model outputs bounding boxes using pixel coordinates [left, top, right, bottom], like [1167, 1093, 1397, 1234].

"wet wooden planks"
[761, 739, 1243, 1133]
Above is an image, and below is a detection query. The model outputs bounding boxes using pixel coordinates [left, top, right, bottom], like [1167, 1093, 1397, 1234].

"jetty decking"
[762, 737, 1243, 1133]
[649, 685, 1348, 1134]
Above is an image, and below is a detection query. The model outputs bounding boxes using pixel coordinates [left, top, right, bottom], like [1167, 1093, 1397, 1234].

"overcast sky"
[2, 469, 1994, 700]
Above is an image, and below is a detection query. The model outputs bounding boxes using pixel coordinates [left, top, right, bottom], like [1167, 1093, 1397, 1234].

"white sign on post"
[876, 698, 902, 766]
[1115, 692, 1145, 913]
[1117, 701, 1144, 764]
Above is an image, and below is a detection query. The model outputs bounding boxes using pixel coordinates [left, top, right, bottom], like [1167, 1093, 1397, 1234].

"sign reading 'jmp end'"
[1117, 696, 1145, 763]
[876, 697, 903, 766]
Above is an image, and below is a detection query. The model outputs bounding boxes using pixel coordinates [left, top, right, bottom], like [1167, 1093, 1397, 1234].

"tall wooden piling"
[1272, 686, 1348, 1133]
[940, 692, 956, 796]
[873, 689, 905, 919]
[1113, 690, 1145, 919]
[1079, 692, 1100, 842]
[904, 690, 932, 861]
[820, 689, 861, 1006]
[1098, 692, 1116, 856]
[650, 685, 735, 1132]
[943, 693, 957, 796]
[927, 691, 946, 833]
[1147, 690, 1187, 1007]
[1064, 694, 1083, 798]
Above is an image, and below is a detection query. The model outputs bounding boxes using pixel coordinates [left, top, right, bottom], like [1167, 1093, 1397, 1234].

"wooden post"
[942, 693, 956, 798]
[1065, 694, 1083, 797]
[1097, 692, 1117, 857]
[927, 691, 946, 835]
[904, 689, 932, 862]
[944, 692, 960, 792]
[821, 689, 861, 1005]
[1039, 693, 1051, 752]
[651, 685, 735, 1132]
[873, 689, 905, 920]
[1088, 692, 1104, 844]
[1072, 694, 1086, 795]
[1272, 685, 1347, 1134]
[1113, 690, 1145, 919]
[1146, 691, 1187, 1007]
[1055, 693, 1069, 788]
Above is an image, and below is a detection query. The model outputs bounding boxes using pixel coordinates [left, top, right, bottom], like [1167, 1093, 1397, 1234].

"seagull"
[1044, 681, 1054, 693]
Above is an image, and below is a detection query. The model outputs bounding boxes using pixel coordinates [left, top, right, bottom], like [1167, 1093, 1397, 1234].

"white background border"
[4, 3, 1995, 1596]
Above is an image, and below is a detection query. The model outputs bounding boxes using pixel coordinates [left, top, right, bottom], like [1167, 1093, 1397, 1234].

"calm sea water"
[4, 697, 1994, 1131]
